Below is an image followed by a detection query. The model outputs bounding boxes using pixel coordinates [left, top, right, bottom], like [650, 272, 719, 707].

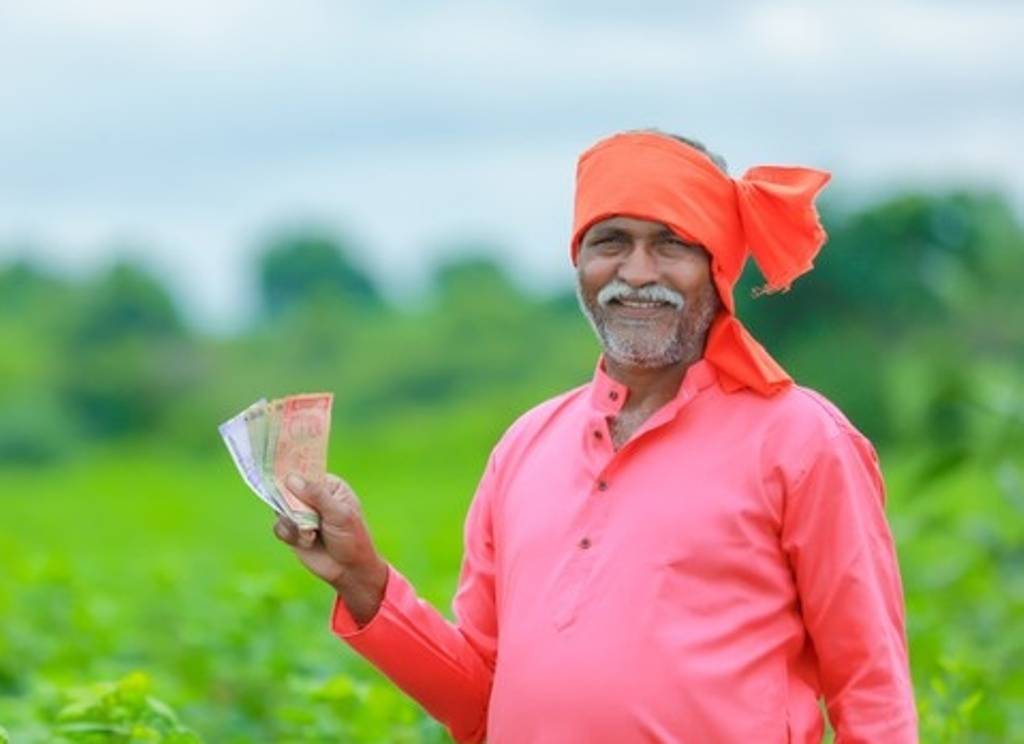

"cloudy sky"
[1, 1, 1020, 329]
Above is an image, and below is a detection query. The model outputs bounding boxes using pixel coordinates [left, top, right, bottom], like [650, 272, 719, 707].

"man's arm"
[280, 452, 501, 744]
[781, 426, 918, 743]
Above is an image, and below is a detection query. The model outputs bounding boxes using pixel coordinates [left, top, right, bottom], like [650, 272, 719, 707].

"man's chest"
[491, 423, 791, 632]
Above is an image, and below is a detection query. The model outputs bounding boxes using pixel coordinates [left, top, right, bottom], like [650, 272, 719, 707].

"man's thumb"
[285, 472, 324, 510]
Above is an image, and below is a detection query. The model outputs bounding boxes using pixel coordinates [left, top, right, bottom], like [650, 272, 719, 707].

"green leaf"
[145, 695, 181, 725]
[957, 690, 984, 720]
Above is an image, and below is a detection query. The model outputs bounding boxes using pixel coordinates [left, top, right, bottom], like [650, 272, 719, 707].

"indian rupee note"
[259, 399, 294, 519]
[271, 392, 333, 532]
[218, 399, 282, 514]
[244, 399, 287, 514]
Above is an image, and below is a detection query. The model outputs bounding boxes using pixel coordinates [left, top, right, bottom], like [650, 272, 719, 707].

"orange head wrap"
[570, 131, 831, 397]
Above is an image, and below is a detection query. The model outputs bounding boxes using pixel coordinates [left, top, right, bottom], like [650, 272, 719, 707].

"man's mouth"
[612, 299, 672, 309]
[607, 298, 677, 317]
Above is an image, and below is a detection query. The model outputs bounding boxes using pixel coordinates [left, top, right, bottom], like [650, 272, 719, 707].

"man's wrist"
[331, 557, 389, 627]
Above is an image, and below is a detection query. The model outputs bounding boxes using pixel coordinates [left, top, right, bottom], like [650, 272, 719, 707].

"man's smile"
[606, 297, 678, 319]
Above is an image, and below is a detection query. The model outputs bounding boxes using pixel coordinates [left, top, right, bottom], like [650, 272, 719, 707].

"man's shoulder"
[491, 382, 589, 460]
[505, 382, 590, 438]
[737, 380, 873, 451]
[774, 383, 860, 434]
[747, 382, 885, 498]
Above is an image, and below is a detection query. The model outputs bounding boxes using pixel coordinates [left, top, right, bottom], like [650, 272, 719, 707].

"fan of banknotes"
[218, 393, 333, 531]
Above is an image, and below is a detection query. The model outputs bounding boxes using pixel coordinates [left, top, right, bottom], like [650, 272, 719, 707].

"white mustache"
[596, 279, 685, 309]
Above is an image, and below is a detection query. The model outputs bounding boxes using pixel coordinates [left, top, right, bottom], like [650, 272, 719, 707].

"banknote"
[218, 399, 282, 514]
[261, 399, 289, 517]
[243, 399, 289, 515]
[271, 393, 332, 531]
[219, 392, 334, 532]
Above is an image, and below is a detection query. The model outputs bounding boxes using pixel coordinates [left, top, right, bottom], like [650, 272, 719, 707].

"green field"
[2, 423, 1022, 741]
[0, 418, 499, 743]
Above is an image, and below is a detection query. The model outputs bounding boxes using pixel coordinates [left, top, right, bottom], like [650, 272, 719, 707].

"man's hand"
[273, 472, 389, 627]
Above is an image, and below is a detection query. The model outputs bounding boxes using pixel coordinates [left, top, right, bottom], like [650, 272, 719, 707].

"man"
[274, 129, 919, 742]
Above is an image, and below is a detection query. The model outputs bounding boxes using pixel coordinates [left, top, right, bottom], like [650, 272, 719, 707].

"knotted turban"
[570, 131, 831, 397]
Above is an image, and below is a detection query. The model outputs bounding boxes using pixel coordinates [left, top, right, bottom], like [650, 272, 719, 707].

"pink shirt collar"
[587, 353, 719, 416]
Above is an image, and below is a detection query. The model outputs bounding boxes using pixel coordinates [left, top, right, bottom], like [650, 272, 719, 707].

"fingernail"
[286, 473, 306, 492]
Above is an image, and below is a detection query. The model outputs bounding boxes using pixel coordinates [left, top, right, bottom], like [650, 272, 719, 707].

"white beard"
[576, 280, 718, 369]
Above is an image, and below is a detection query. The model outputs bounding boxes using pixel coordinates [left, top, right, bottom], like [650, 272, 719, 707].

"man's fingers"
[285, 472, 329, 510]
[275, 515, 320, 551]
[273, 516, 299, 545]
[286, 472, 360, 518]
[325, 473, 359, 505]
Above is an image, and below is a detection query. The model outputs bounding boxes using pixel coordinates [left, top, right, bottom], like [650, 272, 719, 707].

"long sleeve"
[328, 450, 500, 743]
[781, 425, 918, 743]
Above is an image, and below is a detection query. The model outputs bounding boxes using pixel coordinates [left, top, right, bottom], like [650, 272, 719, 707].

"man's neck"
[603, 351, 700, 414]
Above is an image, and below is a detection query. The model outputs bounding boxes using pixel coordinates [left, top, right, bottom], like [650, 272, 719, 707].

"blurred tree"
[430, 253, 530, 368]
[738, 191, 1021, 346]
[257, 228, 383, 317]
[736, 190, 1024, 446]
[0, 260, 80, 462]
[58, 261, 197, 438]
[0, 260, 68, 314]
[343, 254, 526, 413]
[432, 254, 520, 305]
[68, 261, 184, 346]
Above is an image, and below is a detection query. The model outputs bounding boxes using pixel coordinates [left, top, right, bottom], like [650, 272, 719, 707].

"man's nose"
[618, 244, 660, 287]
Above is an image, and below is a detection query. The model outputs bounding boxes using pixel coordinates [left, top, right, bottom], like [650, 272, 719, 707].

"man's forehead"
[584, 216, 685, 239]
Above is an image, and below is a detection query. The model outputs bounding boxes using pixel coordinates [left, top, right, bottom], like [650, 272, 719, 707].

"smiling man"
[274, 129, 919, 743]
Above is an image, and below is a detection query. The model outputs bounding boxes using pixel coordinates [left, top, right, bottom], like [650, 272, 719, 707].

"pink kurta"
[330, 355, 918, 743]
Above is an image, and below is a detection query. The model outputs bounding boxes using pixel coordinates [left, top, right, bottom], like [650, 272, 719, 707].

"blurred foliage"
[0, 187, 1022, 740]
[737, 189, 1024, 446]
[257, 228, 383, 318]
[50, 672, 200, 743]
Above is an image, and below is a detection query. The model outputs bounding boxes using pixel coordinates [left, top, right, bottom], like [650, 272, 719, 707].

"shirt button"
[609, 391, 619, 401]
[578, 537, 591, 549]
[593, 430, 603, 440]
[597, 480, 608, 492]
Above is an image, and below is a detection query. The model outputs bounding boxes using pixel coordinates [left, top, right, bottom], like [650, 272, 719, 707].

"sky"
[1, 1, 1021, 330]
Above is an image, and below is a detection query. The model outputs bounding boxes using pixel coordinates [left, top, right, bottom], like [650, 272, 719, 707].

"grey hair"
[627, 127, 729, 175]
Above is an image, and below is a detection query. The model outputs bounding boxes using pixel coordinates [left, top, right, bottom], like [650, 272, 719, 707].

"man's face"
[576, 216, 721, 369]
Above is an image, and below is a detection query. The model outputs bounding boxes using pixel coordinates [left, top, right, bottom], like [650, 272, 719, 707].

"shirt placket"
[548, 382, 620, 631]
[550, 375, 700, 632]
[551, 452, 615, 631]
